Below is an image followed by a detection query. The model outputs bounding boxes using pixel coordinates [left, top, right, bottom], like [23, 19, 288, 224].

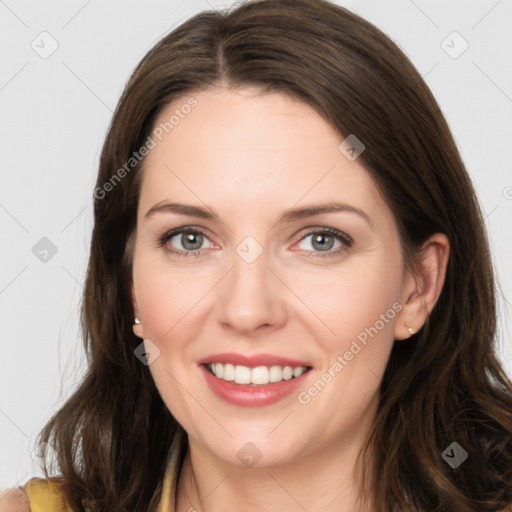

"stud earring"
[405, 322, 414, 335]
[134, 317, 141, 325]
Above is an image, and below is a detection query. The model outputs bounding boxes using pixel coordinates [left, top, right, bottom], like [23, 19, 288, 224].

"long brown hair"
[35, 0, 512, 510]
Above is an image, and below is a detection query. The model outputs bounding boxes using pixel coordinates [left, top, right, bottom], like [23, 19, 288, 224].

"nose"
[215, 245, 287, 336]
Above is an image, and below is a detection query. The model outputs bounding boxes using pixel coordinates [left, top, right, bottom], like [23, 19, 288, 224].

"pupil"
[183, 232, 202, 250]
[313, 234, 333, 251]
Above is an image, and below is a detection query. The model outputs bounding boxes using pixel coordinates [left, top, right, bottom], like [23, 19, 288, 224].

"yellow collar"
[158, 427, 188, 512]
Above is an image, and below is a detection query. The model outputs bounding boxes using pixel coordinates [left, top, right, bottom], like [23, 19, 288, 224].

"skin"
[131, 86, 449, 512]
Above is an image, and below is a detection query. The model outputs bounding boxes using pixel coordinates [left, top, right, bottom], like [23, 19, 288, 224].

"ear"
[131, 282, 144, 339]
[394, 233, 450, 340]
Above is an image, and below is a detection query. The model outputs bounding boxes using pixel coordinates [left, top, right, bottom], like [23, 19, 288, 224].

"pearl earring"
[134, 317, 141, 325]
[405, 322, 414, 335]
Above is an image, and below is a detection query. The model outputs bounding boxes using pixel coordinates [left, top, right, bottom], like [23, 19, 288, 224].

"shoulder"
[0, 488, 29, 512]
[1, 478, 71, 512]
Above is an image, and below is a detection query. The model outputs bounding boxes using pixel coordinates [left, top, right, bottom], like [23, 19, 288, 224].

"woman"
[3, 0, 512, 510]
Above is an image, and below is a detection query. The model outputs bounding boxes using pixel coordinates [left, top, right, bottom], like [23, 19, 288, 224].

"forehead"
[148, 86, 341, 159]
[138, 87, 386, 225]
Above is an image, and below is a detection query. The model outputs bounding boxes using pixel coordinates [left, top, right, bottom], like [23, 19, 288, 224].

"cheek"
[133, 254, 209, 341]
[133, 262, 208, 424]
[319, 283, 398, 369]
[291, 255, 402, 343]
[293, 266, 401, 418]
[288, 258, 403, 407]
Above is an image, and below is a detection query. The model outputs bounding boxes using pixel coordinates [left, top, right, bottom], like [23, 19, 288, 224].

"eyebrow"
[144, 200, 374, 229]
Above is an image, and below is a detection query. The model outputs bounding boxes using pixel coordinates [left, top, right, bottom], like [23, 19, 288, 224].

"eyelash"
[155, 226, 353, 259]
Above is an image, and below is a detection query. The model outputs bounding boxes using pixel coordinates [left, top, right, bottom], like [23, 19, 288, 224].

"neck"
[175, 399, 378, 512]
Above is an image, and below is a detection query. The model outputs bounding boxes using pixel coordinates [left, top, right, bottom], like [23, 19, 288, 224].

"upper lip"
[197, 352, 313, 368]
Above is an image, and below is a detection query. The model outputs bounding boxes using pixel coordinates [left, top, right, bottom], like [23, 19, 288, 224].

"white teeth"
[234, 365, 251, 384]
[223, 363, 235, 381]
[208, 363, 309, 385]
[293, 366, 305, 378]
[251, 366, 269, 385]
[282, 366, 293, 380]
[269, 365, 283, 382]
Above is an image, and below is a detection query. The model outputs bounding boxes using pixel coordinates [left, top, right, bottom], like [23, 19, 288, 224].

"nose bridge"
[215, 235, 285, 332]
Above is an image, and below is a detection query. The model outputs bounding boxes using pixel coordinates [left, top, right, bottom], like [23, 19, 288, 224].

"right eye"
[156, 227, 214, 257]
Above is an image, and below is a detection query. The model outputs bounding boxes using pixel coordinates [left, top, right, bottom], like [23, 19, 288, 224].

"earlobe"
[394, 233, 450, 340]
[133, 319, 143, 339]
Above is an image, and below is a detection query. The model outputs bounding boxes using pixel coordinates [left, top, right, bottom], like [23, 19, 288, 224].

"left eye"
[296, 231, 347, 253]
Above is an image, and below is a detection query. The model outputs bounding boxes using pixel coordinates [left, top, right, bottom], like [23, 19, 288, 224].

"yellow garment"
[23, 431, 185, 512]
[22, 479, 71, 512]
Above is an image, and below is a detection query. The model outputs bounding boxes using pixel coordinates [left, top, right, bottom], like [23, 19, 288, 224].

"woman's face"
[131, 86, 415, 468]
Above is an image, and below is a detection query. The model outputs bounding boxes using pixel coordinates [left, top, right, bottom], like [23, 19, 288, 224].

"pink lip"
[199, 364, 312, 407]
[197, 352, 313, 368]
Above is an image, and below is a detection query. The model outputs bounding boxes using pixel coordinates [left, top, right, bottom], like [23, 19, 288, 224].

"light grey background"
[1, 0, 511, 489]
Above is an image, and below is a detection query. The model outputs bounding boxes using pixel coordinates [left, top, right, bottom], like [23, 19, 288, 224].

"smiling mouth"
[204, 362, 312, 386]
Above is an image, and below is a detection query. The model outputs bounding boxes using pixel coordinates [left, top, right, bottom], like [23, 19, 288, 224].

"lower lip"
[200, 364, 311, 407]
